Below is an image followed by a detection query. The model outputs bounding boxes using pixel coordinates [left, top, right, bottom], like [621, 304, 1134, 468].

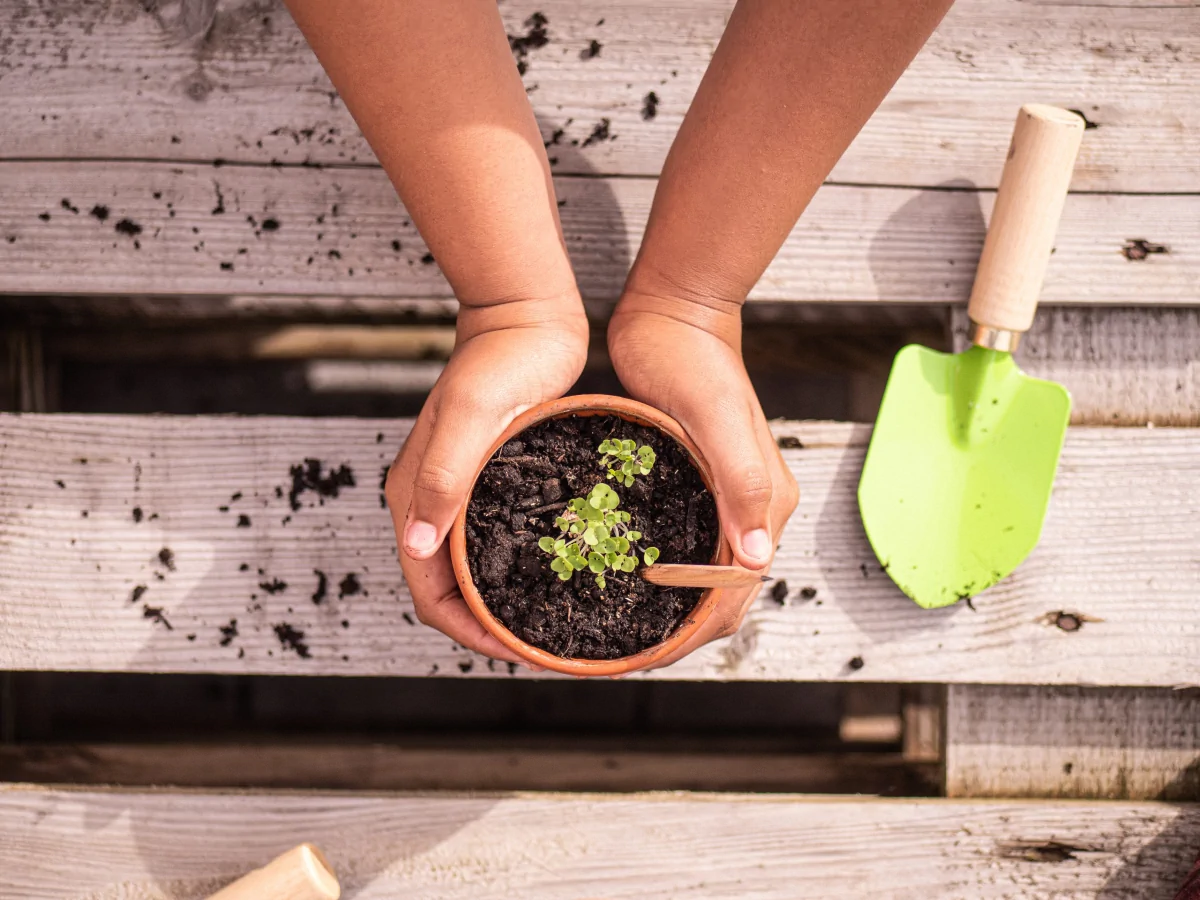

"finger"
[400, 540, 527, 665]
[401, 388, 519, 561]
[675, 383, 775, 570]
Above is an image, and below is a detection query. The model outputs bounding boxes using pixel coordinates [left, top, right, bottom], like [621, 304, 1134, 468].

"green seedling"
[598, 438, 656, 487]
[538, 443, 660, 589]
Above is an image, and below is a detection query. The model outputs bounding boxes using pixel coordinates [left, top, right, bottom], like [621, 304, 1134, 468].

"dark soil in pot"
[465, 414, 719, 659]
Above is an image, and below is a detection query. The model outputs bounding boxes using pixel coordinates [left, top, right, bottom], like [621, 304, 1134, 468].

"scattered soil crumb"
[288, 458, 356, 511]
[508, 11, 549, 75]
[581, 39, 601, 59]
[402, 612, 416, 626]
[219, 619, 239, 646]
[259, 578, 287, 595]
[143, 605, 173, 630]
[848, 655, 865, 671]
[132, 507, 143, 523]
[338, 573, 362, 598]
[273, 622, 311, 658]
[312, 570, 329, 604]
[642, 91, 659, 120]
[114, 218, 143, 237]
[581, 118, 613, 147]
[157, 548, 176, 571]
[1121, 239, 1169, 261]
[54, 479, 65, 489]
[237, 514, 252, 527]
[459, 659, 474, 673]
[129, 584, 148, 604]
[770, 580, 789, 605]
[799, 586, 818, 601]
[777, 435, 804, 449]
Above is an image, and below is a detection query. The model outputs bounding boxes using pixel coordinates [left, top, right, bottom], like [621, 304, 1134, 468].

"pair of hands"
[384, 285, 798, 670]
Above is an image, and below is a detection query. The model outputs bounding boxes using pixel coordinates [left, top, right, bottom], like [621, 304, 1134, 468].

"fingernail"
[405, 520, 438, 555]
[741, 528, 771, 565]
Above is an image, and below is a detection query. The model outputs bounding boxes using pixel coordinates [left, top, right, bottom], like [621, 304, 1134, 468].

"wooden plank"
[946, 685, 1200, 802]
[953, 307, 1200, 426]
[1, 787, 1196, 899]
[0, 416, 1197, 684]
[1, 163, 1195, 303]
[2, 0, 1198, 192]
[0, 742, 935, 795]
[947, 309, 1200, 800]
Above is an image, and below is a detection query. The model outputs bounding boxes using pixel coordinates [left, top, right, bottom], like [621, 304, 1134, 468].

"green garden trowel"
[858, 104, 1085, 609]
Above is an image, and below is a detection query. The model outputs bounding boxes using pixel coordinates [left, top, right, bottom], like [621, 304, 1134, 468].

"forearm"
[284, 0, 577, 309]
[629, 0, 953, 307]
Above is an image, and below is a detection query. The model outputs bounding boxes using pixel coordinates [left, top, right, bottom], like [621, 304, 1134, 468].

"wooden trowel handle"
[968, 105, 1085, 341]
[205, 843, 340, 900]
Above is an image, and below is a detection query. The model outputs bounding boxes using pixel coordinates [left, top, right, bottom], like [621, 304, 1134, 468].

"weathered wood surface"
[2, 0, 1198, 192]
[946, 685, 1200, 802]
[0, 415, 1197, 684]
[0, 742, 935, 795]
[952, 307, 1200, 426]
[1, 787, 1197, 899]
[1, 164, 1194, 302]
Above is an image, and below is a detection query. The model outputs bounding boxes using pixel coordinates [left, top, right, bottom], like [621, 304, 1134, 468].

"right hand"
[385, 295, 589, 664]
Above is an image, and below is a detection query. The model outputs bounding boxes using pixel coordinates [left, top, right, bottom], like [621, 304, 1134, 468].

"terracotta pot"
[450, 394, 732, 677]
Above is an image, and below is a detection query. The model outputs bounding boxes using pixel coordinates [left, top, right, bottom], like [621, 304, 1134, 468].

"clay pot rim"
[449, 394, 730, 677]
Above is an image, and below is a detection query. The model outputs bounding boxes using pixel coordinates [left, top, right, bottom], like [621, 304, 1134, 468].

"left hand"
[607, 288, 799, 669]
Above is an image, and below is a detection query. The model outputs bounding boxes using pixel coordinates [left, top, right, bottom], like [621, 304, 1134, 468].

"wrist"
[457, 290, 590, 360]
[615, 264, 743, 350]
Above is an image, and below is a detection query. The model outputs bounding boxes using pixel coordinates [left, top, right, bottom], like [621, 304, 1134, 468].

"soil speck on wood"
[312, 570, 328, 604]
[157, 548, 175, 571]
[799, 586, 818, 601]
[273, 622, 310, 658]
[132, 507, 143, 523]
[777, 435, 804, 449]
[114, 218, 143, 237]
[581, 39, 601, 59]
[642, 91, 659, 120]
[129, 584, 148, 604]
[288, 458, 356, 511]
[466, 414, 717, 660]
[237, 514, 251, 527]
[90, 204, 110, 221]
[1121, 238, 1168, 261]
[143, 605, 172, 630]
[259, 578, 287, 594]
[219, 619, 238, 646]
[338, 573, 362, 598]
[581, 118, 613, 147]
[848, 655, 865, 671]
[770, 580, 789, 605]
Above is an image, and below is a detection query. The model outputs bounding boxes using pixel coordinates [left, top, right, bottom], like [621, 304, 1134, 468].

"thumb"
[402, 391, 517, 560]
[674, 391, 775, 570]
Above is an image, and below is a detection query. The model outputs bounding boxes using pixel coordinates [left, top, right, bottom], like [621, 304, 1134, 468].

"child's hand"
[608, 289, 799, 665]
[385, 295, 588, 663]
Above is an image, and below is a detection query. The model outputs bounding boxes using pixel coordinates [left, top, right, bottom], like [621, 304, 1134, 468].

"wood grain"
[946, 685, 1200, 801]
[2, 0, 1198, 192]
[0, 415, 1196, 684]
[1, 163, 1195, 302]
[0, 787, 1196, 899]
[952, 307, 1200, 425]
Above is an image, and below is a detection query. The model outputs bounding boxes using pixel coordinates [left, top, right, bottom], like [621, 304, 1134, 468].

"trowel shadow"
[806, 182, 990, 649]
[813, 439, 962, 647]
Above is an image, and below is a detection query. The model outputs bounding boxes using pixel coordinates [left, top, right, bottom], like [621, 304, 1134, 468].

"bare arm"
[283, 0, 575, 306]
[285, 0, 586, 663]
[629, 0, 955, 306]
[612, 0, 953, 665]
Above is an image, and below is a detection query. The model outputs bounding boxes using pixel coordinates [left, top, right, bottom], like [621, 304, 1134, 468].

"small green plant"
[599, 438, 656, 487]
[538, 442, 661, 590]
